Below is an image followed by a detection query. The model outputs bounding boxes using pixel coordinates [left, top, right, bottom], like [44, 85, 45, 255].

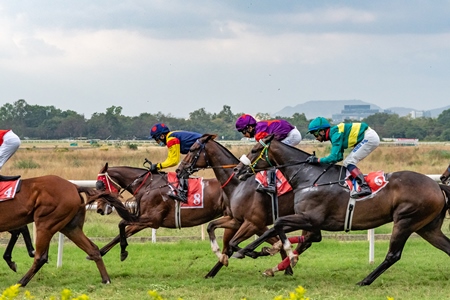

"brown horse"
[0, 175, 114, 287]
[3, 226, 35, 272]
[441, 164, 450, 184]
[177, 134, 306, 278]
[233, 135, 450, 286]
[95, 162, 229, 261]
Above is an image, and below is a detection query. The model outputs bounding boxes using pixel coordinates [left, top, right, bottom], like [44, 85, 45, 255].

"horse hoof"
[290, 255, 298, 268]
[262, 269, 275, 277]
[220, 255, 229, 267]
[120, 251, 128, 261]
[231, 252, 245, 259]
[8, 262, 17, 273]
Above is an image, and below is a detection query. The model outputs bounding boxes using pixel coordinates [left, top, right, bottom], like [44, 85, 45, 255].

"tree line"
[1, 99, 450, 141]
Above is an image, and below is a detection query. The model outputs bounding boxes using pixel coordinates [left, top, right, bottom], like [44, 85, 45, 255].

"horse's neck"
[110, 168, 147, 192]
[208, 142, 239, 182]
[272, 142, 343, 185]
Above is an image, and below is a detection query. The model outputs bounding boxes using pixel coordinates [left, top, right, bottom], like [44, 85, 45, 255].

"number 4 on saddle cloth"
[255, 170, 293, 196]
[346, 171, 388, 198]
[167, 172, 204, 208]
[0, 175, 21, 201]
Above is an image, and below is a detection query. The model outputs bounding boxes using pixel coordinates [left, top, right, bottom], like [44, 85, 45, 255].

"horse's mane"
[202, 134, 240, 163]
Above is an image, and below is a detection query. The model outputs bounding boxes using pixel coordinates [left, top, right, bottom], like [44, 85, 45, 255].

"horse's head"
[177, 134, 217, 178]
[96, 162, 120, 193]
[441, 164, 450, 185]
[234, 135, 276, 181]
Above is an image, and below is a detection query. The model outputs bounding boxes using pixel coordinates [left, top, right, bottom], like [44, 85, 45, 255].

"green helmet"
[307, 117, 330, 134]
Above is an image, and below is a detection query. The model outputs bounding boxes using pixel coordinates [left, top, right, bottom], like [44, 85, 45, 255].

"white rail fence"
[43, 176, 443, 267]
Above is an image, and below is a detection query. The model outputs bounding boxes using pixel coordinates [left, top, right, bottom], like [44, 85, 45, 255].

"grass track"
[2, 237, 450, 299]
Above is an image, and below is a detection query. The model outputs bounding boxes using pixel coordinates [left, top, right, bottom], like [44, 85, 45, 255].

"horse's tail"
[77, 186, 137, 222]
[439, 184, 450, 213]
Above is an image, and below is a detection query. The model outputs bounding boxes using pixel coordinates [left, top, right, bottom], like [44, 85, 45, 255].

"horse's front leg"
[118, 221, 129, 261]
[232, 214, 304, 259]
[4, 230, 20, 272]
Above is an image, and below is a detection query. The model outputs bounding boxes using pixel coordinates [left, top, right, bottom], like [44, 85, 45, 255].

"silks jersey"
[319, 122, 369, 164]
[156, 130, 202, 170]
[254, 120, 294, 142]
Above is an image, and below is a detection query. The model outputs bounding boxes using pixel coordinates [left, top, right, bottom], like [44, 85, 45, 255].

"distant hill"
[274, 100, 450, 119]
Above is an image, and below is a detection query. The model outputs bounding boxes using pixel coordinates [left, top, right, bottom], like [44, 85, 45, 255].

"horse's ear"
[99, 162, 108, 173]
[265, 134, 275, 142]
[204, 134, 217, 142]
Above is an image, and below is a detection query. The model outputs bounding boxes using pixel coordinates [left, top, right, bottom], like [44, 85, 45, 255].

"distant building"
[409, 110, 431, 119]
[332, 105, 392, 123]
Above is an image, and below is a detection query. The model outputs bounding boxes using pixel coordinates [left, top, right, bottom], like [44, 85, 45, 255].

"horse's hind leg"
[61, 226, 111, 284]
[416, 214, 450, 256]
[357, 223, 413, 286]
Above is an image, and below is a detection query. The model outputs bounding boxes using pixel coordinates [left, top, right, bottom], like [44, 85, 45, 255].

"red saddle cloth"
[346, 171, 388, 196]
[255, 170, 293, 196]
[167, 172, 204, 208]
[0, 179, 20, 201]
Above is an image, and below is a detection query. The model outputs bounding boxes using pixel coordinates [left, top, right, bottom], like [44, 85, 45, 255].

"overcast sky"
[1, 1, 449, 119]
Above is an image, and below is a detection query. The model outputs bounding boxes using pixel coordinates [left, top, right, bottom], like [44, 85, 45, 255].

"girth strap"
[344, 197, 356, 232]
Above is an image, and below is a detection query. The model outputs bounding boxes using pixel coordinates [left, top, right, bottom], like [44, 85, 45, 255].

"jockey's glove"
[306, 155, 319, 164]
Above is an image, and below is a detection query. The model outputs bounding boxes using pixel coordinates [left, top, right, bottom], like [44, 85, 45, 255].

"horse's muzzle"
[96, 180, 106, 191]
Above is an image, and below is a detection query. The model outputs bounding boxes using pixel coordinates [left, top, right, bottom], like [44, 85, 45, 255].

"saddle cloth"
[167, 172, 204, 208]
[346, 171, 388, 196]
[0, 179, 21, 201]
[255, 170, 293, 196]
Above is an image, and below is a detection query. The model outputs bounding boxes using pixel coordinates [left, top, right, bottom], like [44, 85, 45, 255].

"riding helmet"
[235, 114, 257, 131]
[150, 123, 170, 139]
[307, 117, 331, 134]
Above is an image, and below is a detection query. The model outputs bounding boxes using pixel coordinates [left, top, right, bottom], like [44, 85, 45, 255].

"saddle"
[0, 175, 21, 201]
[345, 171, 388, 197]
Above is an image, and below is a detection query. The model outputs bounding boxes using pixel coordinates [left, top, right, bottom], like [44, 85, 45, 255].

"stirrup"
[256, 184, 276, 194]
[350, 187, 372, 199]
[168, 192, 188, 203]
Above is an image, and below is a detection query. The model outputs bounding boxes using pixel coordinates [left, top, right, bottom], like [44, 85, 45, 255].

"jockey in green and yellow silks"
[306, 117, 380, 198]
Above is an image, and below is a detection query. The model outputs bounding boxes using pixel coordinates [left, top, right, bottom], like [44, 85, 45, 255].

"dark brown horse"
[177, 134, 307, 278]
[441, 164, 450, 185]
[233, 135, 450, 286]
[3, 226, 35, 272]
[0, 175, 114, 287]
[95, 162, 229, 261]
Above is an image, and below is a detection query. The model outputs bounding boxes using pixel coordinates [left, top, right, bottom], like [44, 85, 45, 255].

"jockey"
[149, 123, 202, 203]
[0, 130, 21, 179]
[235, 114, 302, 194]
[306, 117, 380, 198]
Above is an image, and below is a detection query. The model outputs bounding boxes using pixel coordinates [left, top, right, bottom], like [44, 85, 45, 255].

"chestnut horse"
[441, 163, 450, 185]
[95, 162, 229, 261]
[177, 134, 306, 278]
[233, 135, 450, 286]
[0, 175, 114, 287]
[3, 226, 35, 272]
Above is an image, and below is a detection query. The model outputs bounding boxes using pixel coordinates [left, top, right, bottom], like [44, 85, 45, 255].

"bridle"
[97, 170, 152, 196]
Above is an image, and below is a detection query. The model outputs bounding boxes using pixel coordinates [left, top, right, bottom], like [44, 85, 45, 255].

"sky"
[1, 1, 450, 119]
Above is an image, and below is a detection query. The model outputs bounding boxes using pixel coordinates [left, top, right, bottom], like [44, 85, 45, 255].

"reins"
[246, 140, 346, 190]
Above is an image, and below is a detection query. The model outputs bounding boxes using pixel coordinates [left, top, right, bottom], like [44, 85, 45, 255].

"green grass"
[3, 232, 450, 299]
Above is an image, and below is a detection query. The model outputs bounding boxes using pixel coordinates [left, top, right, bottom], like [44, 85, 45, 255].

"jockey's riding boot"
[349, 168, 371, 198]
[256, 169, 276, 194]
[168, 177, 188, 203]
